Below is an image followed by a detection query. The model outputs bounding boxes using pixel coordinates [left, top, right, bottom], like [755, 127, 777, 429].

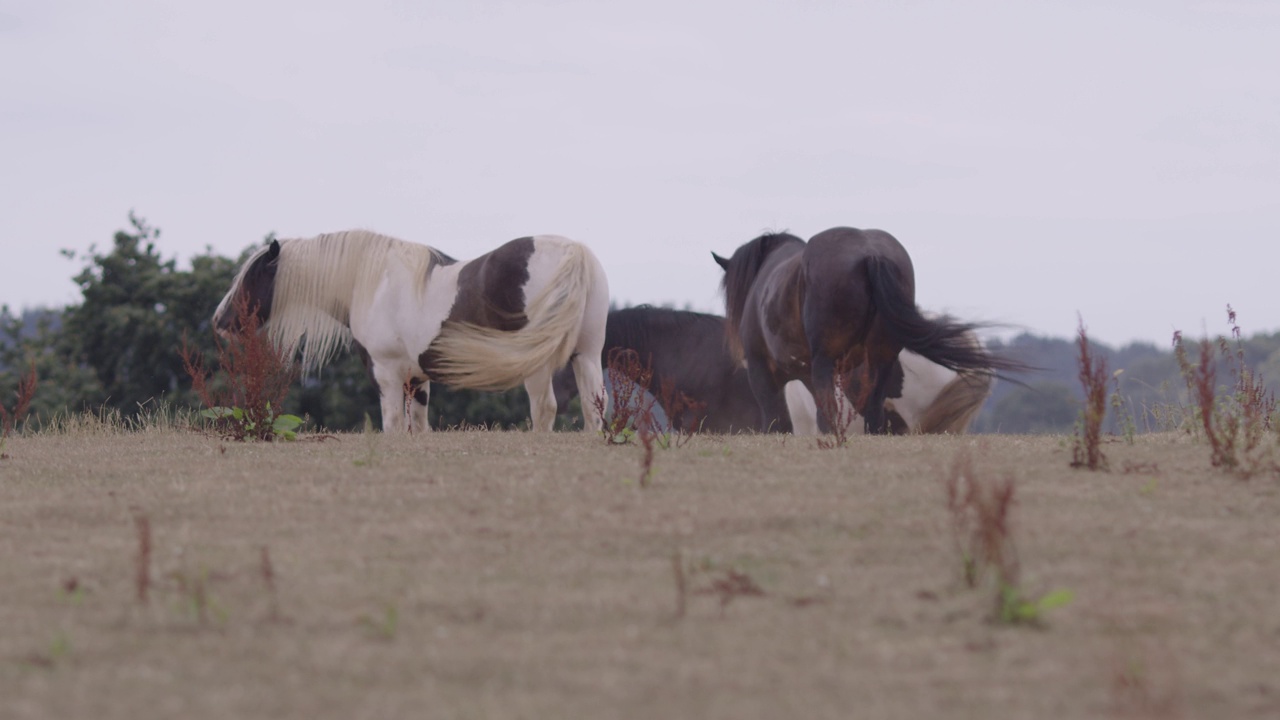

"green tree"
[0, 307, 102, 423]
[60, 212, 240, 413]
[979, 381, 1079, 434]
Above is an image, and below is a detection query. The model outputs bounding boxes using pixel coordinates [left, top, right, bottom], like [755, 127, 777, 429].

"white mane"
[265, 230, 445, 369]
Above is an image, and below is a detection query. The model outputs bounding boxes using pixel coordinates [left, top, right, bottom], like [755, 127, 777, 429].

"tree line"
[3, 214, 1278, 433]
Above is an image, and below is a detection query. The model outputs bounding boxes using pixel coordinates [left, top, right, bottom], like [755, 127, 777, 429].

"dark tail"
[865, 258, 1030, 377]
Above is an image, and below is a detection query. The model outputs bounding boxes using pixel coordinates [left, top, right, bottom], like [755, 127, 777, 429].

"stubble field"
[1, 425, 1278, 719]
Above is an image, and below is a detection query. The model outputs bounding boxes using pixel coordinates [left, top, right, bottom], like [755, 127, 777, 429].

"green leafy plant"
[171, 567, 228, 626]
[362, 603, 400, 640]
[20, 632, 72, 670]
[997, 585, 1075, 625]
[199, 404, 303, 441]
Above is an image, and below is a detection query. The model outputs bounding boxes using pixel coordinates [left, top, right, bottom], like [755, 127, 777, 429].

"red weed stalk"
[596, 348, 656, 445]
[0, 361, 37, 445]
[816, 358, 859, 448]
[657, 377, 705, 447]
[133, 511, 152, 605]
[260, 545, 282, 622]
[943, 448, 1019, 591]
[637, 412, 657, 487]
[1174, 306, 1277, 475]
[672, 550, 687, 619]
[180, 293, 298, 441]
[1071, 317, 1109, 471]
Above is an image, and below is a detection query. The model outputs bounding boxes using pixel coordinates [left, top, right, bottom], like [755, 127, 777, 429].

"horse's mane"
[267, 230, 449, 369]
[720, 232, 804, 361]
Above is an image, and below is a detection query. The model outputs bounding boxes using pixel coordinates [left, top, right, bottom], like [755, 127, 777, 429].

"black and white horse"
[214, 230, 609, 432]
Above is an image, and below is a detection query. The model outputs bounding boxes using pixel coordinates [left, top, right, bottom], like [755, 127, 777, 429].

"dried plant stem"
[134, 511, 152, 605]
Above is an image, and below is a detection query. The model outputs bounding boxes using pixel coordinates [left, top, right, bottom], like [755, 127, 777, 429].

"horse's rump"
[424, 241, 595, 391]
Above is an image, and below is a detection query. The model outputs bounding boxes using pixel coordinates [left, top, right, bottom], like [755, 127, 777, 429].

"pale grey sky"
[2, 0, 1277, 347]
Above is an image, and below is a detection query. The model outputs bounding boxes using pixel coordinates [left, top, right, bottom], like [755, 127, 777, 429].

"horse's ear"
[267, 239, 281, 260]
[711, 252, 730, 271]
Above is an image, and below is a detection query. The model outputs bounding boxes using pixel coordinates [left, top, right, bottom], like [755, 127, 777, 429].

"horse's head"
[214, 239, 281, 337]
[711, 232, 805, 358]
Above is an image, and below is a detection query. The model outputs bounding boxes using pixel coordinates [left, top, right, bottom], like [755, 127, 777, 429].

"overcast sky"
[2, 0, 1277, 347]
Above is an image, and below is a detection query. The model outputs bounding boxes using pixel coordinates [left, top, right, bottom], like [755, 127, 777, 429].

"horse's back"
[806, 227, 913, 279]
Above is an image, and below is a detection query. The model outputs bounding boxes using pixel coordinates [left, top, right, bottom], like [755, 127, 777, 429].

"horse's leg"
[746, 360, 792, 433]
[407, 378, 431, 433]
[860, 366, 888, 434]
[371, 363, 408, 433]
[523, 366, 558, 432]
[784, 380, 819, 436]
[809, 352, 839, 435]
[860, 324, 907, 435]
[572, 254, 609, 433]
[571, 353, 606, 432]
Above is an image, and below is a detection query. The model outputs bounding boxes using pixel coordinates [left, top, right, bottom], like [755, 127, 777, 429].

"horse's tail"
[426, 243, 597, 392]
[915, 371, 994, 434]
[865, 257, 1026, 376]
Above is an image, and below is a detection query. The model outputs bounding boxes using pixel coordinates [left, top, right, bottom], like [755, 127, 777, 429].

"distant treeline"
[3, 214, 1278, 434]
[975, 329, 1280, 434]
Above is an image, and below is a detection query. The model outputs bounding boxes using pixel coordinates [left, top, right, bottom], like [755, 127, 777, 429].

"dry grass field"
[1, 424, 1278, 719]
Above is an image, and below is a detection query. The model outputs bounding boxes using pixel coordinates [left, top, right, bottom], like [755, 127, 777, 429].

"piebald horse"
[214, 230, 609, 433]
[713, 227, 1022, 434]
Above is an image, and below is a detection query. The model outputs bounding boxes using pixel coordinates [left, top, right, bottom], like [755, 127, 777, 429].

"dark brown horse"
[553, 305, 762, 432]
[554, 305, 995, 435]
[713, 227, 1021, 434]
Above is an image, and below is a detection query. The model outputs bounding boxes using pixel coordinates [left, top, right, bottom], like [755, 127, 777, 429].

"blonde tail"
[426, 244, 592, 391]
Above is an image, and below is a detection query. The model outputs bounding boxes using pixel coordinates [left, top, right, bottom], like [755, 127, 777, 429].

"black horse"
[713, 227, 1022, 434]
[554, 306, 761, 432]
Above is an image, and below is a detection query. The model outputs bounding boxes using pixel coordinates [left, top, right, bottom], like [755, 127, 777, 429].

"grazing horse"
[214, 230, 609, 433]
[553, 306, 761, 433]
[713, 227, 1019, 434]
[554, 305, 993, 434]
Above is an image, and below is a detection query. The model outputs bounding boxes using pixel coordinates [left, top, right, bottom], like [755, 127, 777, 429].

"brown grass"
[1, 429, 1278, 719]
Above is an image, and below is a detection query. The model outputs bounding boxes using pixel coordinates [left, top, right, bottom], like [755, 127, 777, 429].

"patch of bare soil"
[1, 428, 1277, 719]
